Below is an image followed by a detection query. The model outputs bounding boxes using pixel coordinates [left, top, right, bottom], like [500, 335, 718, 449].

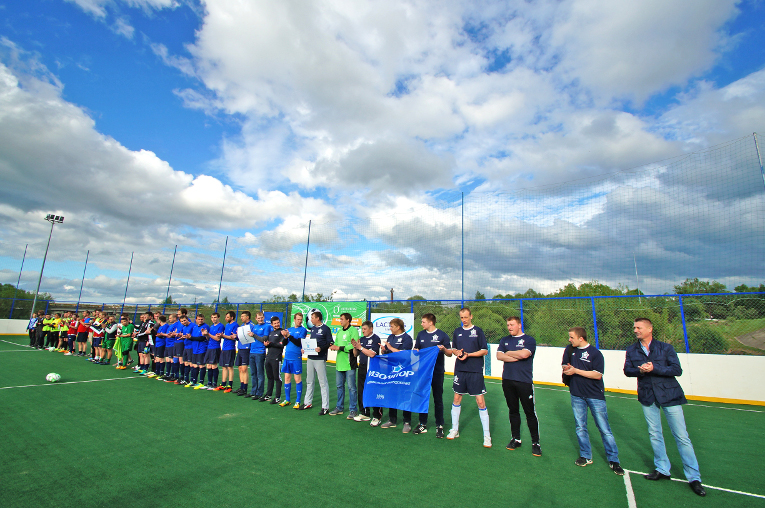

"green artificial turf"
[0, 335, 762, 508]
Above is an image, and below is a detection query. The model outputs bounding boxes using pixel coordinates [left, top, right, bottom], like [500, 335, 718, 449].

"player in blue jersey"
[217, 310, 239, 392]
[202, 312, 224, 389]
[414, 313, 452, 438]
[234, 311, 254, 395]
[447, 307, 491, 448]
[351, 321, 381, 424]
[153, 315, 168, 379]
[164, 314, 181, 382]
[175, 315, 194, 385]
[563, 326, 624, 475]
[247, 311, 272, 399]
[280, 312, 307, 408]
[497, 316, 541, 456]
[188, 314, 210, 389]
[379, 318, 414, 432]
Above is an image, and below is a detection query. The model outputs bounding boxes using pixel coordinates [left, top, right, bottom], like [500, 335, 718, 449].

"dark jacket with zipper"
[624, 338, 687, 407]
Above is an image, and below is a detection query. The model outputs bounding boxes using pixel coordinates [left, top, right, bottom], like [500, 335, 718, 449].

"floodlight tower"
[30, 214, 64, 317]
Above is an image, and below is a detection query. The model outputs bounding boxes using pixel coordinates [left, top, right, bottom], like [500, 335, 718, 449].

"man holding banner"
[448, 308, 491, 448]
[379, 319, 414, 432]
[352, 321, 381, 424]
[414, 313, 452, 438]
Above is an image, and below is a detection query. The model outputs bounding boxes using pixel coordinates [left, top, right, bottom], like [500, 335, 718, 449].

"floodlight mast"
[30, 214, 64, 317]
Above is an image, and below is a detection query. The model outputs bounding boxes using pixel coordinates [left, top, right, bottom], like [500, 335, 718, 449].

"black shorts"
[92, 336, 103, 348]
[219, 350, 235, 367]
[235, 349, 250, 367]
[76, 331, 89, 343]
[155, 345, 166, 358]
[173, 342, 185, 357]
[136, 340, 147, 352]
[192, 353, 206, 365]
[60, 331, 67, 339]
[183, 349, 194, 363]
[203, 348, 221, 365]
[453, 371, 487, 396]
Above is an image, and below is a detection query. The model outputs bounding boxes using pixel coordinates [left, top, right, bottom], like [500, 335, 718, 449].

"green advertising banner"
[291, 302, 367, 335]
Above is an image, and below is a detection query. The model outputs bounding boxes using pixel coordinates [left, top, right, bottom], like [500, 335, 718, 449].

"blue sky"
[0, 0, 763, 304]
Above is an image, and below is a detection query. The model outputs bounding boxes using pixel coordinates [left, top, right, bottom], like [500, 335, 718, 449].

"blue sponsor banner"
[363, 347, 438, 413]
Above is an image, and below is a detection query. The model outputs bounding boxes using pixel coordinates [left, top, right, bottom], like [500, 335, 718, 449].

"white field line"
[624, 469, 765, 499]
[0, 377, 142, 390]
[624, 471, 637, 508]
[0, 349, 39, 352]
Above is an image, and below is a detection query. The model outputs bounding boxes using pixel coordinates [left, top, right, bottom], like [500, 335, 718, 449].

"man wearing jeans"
[303, 311, 333, 415]
[624, 317, 706, 497]
[329, 313, 358, 418]
[562, 327, 624, 475]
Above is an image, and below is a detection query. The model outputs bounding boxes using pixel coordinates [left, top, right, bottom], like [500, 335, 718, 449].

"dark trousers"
[419, 370, 445, 426]
[357, 363, 367, 414]
[264, 357, 282, 398]
[35, 329, 44, 348]
[388, 408, 411, 425]
[502, 379, 540, 442]
[28, 330, 36, 347]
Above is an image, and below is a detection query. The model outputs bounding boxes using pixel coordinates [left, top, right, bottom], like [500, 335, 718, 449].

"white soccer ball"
[46, 373, 61, 383]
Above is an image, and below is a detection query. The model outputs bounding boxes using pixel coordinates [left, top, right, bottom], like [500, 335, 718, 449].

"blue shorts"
[172, 342, 185, 357]
[192, 353, 205, 365]
[92, 336, 102, 348]
[453, 371, 486, 396]
[203, 348, 221, 365]
[281, 359, 302, 375]
[235, 349, 250, 367]
[219, 350, 235, 367]
[154, 345, 166, 358]
[182, 349, 194, 362]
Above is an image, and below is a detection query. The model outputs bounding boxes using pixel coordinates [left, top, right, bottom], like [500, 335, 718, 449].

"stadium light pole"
[75, 250, 89, 313]
[30, 214, 64, 318]
[302, 220, 311, 302]
[121, 252, 134, 315]
[754, 132, 764, 190]
[165, 244, 177, 307]
[215, 236, 228, 312]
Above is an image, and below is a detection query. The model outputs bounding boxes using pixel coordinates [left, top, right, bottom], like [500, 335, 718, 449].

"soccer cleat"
[575, 457, 593, 467]
[370, 418, 381, 427]
[293, 403, 303, 410]
[318, 408, 329, 416]
[194, 383, 206, 389]
[147, 372, 157, 378]
[165, 378, 175, 383]
[436, 426, 445, 439]
[483, 436, 492, 448]
[347, 411, 358, 420]
[402, 423, 412, 433]
[302, 404, 313, 409]
[174, 379, 182, 385]
[609, 462, 625, 476]
[279, 400, 291, 407]
[64, 352, 72, 356]
[446, 429, 459, 440]
[258, 397, 268, 402]
[506, 438, 522, 450]
[155, 375, 164, 380]
[223, 387, 232, 393]
[213, 385, 225, 391]
[329, 408, 343, 416]
[354, 413, 371, 422]
[184, 382, 195, 388]
[380, 421, 396, 429]
[532, 442, 542, 457]
[270, 398, 279, 404]
[413, 424, 427, 435]
[126, 359, 134, 366]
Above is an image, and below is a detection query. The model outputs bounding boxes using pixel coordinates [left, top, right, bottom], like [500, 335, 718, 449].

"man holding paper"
[303, 311, 333, 414]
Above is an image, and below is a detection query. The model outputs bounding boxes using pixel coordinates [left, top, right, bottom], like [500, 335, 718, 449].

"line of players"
[27, 306, 705, 496]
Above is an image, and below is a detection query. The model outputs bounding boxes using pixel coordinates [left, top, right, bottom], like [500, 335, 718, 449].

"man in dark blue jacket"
[624, 317, 705, 497]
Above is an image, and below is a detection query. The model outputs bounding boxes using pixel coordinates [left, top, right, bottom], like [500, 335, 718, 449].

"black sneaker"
[318, 408, 329, 416]
[436, 426, 444, 439]
[413, 424, 427, 435]
[609, 462, 625, 476]
[575, 457, 593, 467]
[506, 438, 522, 450]
[263, 395, 271, 401]
[237, 390, 248, 396]
[532, 442, 542, 457]
[258, 396, 268, 402]
[270, 398, 279, 404]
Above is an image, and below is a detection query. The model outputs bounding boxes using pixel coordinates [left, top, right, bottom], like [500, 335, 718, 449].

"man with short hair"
[497, 316, 541, 456]
[216, 310, 238, 392]
[76, 311, 92, 357]
[176, 315, 194, 384]
[351, 321, 381, 423]
[188, 314, 210, 388]
[247, 311, 272, 399]
[448, 307, 491, 448]
[303, 311, 333, 415]
[203, 312, 224, 389]
[27, 312, 38, 348]
[153, 315, 169, 379]
[262, 316, 285, 403]
[624, 318, 706, 497]
[414, 313, 452, 438]
[380, 318, 414, 432]
[329, 313, 359, 418]
[234, 311, 253, 395]
[563, 327, 624, 475]
[100, 314, 117, 365]
[279, 312, 307, 408]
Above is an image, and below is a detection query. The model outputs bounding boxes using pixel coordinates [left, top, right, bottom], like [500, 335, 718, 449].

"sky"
[0, 0, 764, 305]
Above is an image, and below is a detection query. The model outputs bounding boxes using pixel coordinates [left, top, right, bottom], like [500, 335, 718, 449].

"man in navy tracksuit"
[624, 317, 706, 497]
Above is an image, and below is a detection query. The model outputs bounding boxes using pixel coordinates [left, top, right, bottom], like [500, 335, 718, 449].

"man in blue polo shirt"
[379, 318, 414, 432]
[153, 315, 168, 379]
[448, 307, 491, 448]
[188, 314, 210, 389]
[202, 312, 224, 389]
[247, 311, 272, 399]
[414, 313, 452, 438]
[280, 312, 307, 408]
[563, 327, 624, 475]
[351, 321, 381, 424]
[175, 316, 193, 385]
[217, 310, 239, 392]
[497, 316, 540, 456]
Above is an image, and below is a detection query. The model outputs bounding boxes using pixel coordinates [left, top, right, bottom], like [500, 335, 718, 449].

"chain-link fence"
[5, 292, 764, 355]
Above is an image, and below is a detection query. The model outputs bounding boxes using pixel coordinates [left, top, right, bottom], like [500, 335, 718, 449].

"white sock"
[451, 404, 461, 431]
[479, 407, 490, 436]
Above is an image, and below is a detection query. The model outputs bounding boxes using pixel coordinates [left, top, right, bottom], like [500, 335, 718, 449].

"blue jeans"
[571, 395, 619, 462]
[335, 369, 357, 412]
[249, 353, 266, 397]
[641, 403, 701, 482]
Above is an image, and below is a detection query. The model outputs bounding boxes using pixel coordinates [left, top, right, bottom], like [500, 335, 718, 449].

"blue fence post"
[9, 298, 15, 319]
[133, 304, 139, 324]
[519, 299, 525, 331]
[259, 303, 263, 313]
[101, 303, 104, 312]
[195, 303, 199, 318]
[678, 296, 690, 353]
[590, 297, 599, 348]
[367, 301, 371, 320]
[148, 304, 152, 317]
[45, 300, 50, 314]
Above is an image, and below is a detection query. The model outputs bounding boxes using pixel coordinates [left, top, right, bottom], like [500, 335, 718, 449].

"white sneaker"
[354, 414, 371, 422]
[370, 418, 381, 427]
[483, 435, 492, 448]
[64, 352, 72, 356]
[446, 429, 459, 440]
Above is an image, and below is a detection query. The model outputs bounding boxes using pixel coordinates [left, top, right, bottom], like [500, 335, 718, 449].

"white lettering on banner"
[368, 370, 415, 381]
